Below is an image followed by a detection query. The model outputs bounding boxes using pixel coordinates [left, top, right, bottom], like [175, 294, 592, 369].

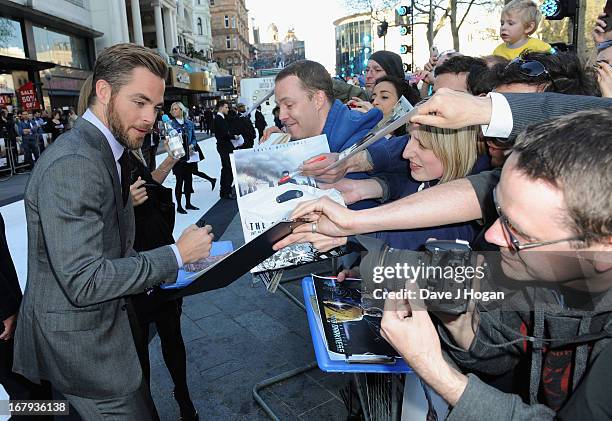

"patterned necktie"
[118, 149, 132, 206]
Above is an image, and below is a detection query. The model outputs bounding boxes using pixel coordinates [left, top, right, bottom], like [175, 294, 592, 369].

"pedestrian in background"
[170, 101, 216, 214]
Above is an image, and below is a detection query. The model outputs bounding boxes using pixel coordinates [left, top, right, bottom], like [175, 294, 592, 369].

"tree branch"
[458, 0, 477, 29]
[433, 9, 450, 38]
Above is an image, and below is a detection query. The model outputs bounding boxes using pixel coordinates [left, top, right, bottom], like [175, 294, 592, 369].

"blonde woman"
[324, 123, 490, 250]
[170, 101, 216, 214]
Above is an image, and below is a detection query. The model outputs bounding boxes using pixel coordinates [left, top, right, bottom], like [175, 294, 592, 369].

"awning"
[45, 89, 80, 97]
[165, 86, 205, 95]
[0, 56, 56, 73]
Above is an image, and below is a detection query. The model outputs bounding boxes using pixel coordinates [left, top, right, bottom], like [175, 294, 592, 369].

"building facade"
[109, 0, 225, 107]
[0, 0, 101, 112]
[251, 26, 305, 73]
[193, 0, 213, 60]
[333, 13, 373, 78]
[210, 0, 251, 91]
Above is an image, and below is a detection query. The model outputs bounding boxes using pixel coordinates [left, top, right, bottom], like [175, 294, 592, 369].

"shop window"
[33, 26, 89, 70]
[0, 18, 26, 59]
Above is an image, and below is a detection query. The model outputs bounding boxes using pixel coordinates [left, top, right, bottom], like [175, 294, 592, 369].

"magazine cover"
[230, 135, 345, 273]
[160, 241, 234, 289]
[311, 275, 400, 362]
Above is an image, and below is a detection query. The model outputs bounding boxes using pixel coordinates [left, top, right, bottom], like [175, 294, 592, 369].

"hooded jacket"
[441, 282, 612, 420]
[322, 99, 382, 153]
[322, 99, 382, 210]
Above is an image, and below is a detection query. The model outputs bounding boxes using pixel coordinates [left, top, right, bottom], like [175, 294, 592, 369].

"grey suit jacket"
[503, 93, 612, 140]
[13, 117, 179, 399]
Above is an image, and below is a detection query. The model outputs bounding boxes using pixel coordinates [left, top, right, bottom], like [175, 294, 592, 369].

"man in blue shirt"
[270, 60, 382, 152]
[267, 60, 383, 209]
[16, 110, 41, 169]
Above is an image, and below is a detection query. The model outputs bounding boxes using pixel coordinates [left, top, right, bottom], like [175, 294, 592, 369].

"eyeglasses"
[505, 58, 557, 91]
[492, 188, 584, 252]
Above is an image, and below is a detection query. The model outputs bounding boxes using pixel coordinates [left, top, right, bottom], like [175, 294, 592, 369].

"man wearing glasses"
[383, 108, 612, 419]
[278, 108, 612, 418]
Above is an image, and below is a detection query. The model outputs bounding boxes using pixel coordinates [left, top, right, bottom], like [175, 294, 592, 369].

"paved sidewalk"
[149, 215, 350, 420]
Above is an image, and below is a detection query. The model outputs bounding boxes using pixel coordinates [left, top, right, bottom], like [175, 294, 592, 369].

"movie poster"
[230, 135, 345, 272]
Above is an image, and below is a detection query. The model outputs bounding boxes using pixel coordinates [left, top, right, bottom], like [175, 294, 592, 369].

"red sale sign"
[17, 82, 40, 111]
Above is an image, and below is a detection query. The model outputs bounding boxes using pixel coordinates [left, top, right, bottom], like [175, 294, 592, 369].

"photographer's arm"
[353, 176, 481, 233]
[382, 299, 558, 420]
[436, 311, 479, 351]
[275, 176, 482, 250]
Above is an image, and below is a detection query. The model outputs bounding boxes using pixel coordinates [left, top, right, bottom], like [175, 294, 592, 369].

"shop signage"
[17, 82, 40, 111]
[0, 95, 12, 106]
[46, 78, 81, 91]
[177, 69, 190, 85]
[168, 67, 191, 89]
[188, 72, 212, 92]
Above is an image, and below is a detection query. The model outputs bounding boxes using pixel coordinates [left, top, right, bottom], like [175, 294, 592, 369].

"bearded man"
[12, 44, 214, 420]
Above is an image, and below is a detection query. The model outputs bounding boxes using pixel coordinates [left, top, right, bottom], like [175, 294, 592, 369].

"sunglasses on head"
[505, 58, 557, 90]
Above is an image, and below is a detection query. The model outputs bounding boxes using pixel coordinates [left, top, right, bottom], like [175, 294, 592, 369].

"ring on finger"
[311, 222, 317, 234]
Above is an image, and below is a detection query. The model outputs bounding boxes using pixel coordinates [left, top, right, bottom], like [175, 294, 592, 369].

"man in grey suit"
[13, 43, 214, 420]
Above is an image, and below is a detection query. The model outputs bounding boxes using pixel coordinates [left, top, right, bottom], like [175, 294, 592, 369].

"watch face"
[275, 189, 303, 203]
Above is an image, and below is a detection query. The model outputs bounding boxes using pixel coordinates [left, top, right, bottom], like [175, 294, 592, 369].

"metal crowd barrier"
[0, 133, 47, 181]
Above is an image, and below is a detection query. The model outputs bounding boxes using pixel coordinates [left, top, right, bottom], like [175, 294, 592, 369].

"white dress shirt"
[480, 92, 513, 139]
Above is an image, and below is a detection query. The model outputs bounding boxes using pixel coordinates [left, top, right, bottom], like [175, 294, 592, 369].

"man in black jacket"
[214, 100, 236, 199]
[204, 108, 214, 135]
[141, 113, 161, 170]
[231, 103, 256, 149]
[254, 105, 267, 141]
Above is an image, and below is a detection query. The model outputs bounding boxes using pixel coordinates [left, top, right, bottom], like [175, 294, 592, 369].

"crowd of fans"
[266, 2, 612, 418]
[0, 107, 77, 171]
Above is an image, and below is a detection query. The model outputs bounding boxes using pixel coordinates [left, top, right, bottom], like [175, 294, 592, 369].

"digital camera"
[357, 236, 479, 315]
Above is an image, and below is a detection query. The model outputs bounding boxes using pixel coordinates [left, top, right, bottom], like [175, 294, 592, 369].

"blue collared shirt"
[82, 109, 183, 268]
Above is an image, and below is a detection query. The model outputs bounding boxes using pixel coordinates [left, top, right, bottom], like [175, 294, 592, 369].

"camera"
[357, 236, 479, 315]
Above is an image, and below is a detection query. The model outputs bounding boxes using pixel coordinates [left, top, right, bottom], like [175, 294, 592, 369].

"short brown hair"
[89, 43, 168, 106]
[275, 60, 334, 103]
[513, 109, 612, 245]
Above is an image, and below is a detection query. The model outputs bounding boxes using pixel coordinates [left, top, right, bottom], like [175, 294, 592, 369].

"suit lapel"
[75, 118, 129, 255]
